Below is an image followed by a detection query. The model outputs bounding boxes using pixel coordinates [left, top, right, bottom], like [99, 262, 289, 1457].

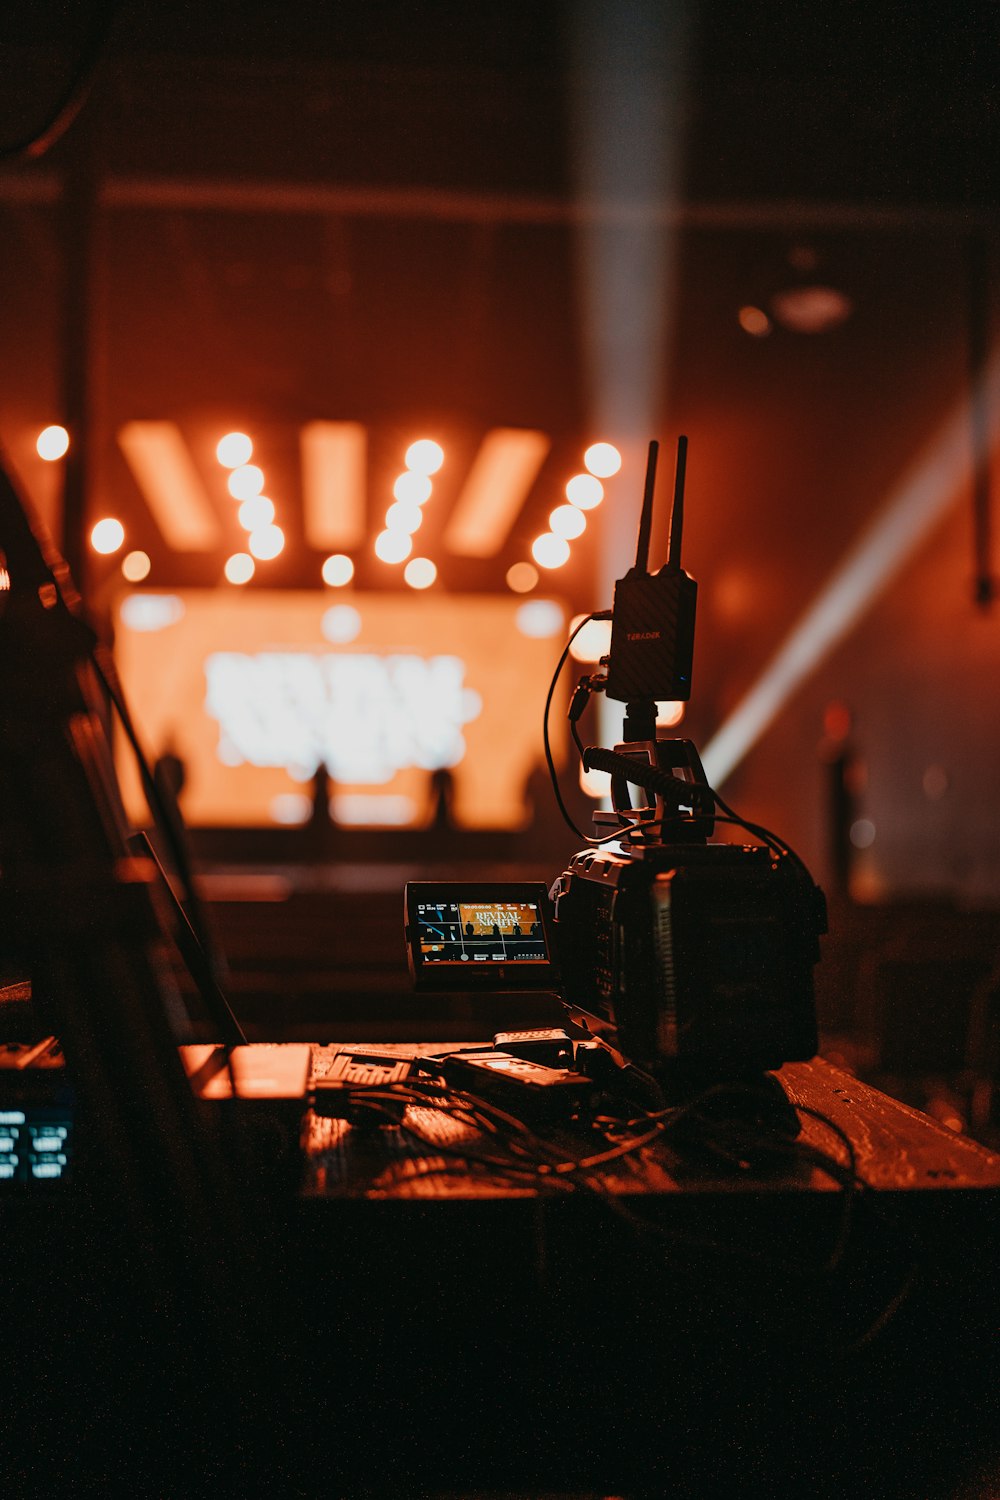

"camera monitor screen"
[405, 882, 557, 990]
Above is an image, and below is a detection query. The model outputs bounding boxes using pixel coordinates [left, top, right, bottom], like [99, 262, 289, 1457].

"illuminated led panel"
[112, 590, 566, 831]
[300, 421, 367, 550]
[443, 428, 550, 558]
[118, 422, 223, 550]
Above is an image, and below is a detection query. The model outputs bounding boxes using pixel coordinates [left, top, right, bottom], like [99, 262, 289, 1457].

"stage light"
[549, 504, 587, 540]
[322, 553, 354, 587]
[36, 425, 69, 461]
[374, 529, 412, 563]
[568, 614, 611, 663]
[216, 432, 253, 468]
[386, 500, 423, 534]
[237, 494, 275, 531]
[583, 442, 621, 478]
[248, 524, 284, 560]
[227, 464, 265, 500]
[516, 599, 564, 639]
[121, 550, 151, 583]
[91, 518, 125, 555]
[505, 562, 538, 594]
[444, 428, 550, 558]
[404, 557, 437, 589]
[118, 421, 222, 550]
[405, 439, 444, 475]
[224, 553, 255, 584]
[301, 421, 366, 549]
[566, 474, 603, 510]
[531, 533, 570, 569]
[393, 471, 432, 505]
[322, 604, 362, 643]
[702, 344, 1000, 787]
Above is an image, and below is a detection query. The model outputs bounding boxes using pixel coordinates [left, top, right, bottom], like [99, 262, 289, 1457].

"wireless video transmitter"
[602, 437, 697, 705]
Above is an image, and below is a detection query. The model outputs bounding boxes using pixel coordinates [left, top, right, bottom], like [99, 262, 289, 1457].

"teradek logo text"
[627, 631, 660, 641]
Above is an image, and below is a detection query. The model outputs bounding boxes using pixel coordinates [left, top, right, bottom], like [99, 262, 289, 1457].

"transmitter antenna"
[667, 434, 688, 568]
[634, 439, 659, 573]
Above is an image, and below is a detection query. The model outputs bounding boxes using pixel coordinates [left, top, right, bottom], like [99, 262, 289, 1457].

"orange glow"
[443, 428, 550, 558]
[738, 305, 772, 337]
[216, 432, 253, 468]
[118, 421, 223, 551]
[549, 504, 587, 540]
[656, 701, 686, 727]
[404, 557, 437, 589]
[568, 614, 612, 663]
[321, 553, 354, 587]
[531, 533, 570, 569]
[385, 500, 423, 534]
[505, 562, 538, 594]
[238, 494, 275, 531]
[227, 464, 265, 500]
[121, 550, 151, 583]
[36, 425, 69, 461]
[583, 442, 621, 478]
[374, 529, 412, 564]
[301, 421, 367, 549]
[393, 471, 433, 505]
[566, 474, 603, 510]
[405, 439, 444, 476]
[91, 518, 125, 555]
[224, 553, 255, 584]
[248, 525, 284, 560]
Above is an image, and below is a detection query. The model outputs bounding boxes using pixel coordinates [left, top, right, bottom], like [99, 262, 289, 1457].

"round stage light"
[405, 439, 444, 475]
[322, 554, 354, 587]
[505, 562, 538, 594]
[583, 442, 621, 478]
[216, 432, 253, 468]
[224, 552, 255, 584]
[393, 471, 433, 505]
[404, 557, 437, 589]
[566, 474, 604, 510]
[531, 533, 570, 569]
[386, 500, 423, 534]
[248, 524, 284, 560]
[549, 504, 586, 540]
[227, 464, 265, 500]
[237, 494, 275, 531]
[36, 425, 70, 461]
[91, 518, 125, 555]
[121, 550, 151, 583]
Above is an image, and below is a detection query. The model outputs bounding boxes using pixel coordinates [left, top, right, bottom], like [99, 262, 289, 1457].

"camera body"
[550, 840, 822, 1076]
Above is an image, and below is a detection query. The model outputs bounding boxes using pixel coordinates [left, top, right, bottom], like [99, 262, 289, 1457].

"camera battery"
[492, 1028, 574, 1067]
[440, 1050, 593, 1123]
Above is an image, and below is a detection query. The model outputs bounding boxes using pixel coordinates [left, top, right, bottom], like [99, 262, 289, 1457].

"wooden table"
[289, 1049, 1000, 1497]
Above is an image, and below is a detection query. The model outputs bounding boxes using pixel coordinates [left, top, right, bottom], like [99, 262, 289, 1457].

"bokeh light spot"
[550, 504, 587, 540]
[36, 425, 70, 461]
[121, 549, 151, 583]
[374, 530, 412, 564]
[405, 439, 444, 475]
[224, 553, 255, 584]
[531, 533, 570, 569]
[506, 562, 538, 594]
[566, 474, 604, 510]
[404, 557, 437, 589]
[91, 518, 125, 555]
[583, 442, 621, 478]
[322, 553, 354, 587]
[227, 464, 265, 500]
[216, 432, 253, 468]
[248, 524, 284, 560]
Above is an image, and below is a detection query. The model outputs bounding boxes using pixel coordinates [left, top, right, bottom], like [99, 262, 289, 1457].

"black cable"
[2, 3, 123, 162]
[542, 611, 613, 843]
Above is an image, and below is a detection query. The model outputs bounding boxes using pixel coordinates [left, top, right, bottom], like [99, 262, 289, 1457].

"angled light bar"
[443, 428, 550, 557]
[118, 421, 223, 550]
[702, 345, 1000, 789]
[300, 420, 367, 550]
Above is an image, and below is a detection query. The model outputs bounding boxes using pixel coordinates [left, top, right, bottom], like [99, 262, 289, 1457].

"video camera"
[407, 438, 824, 1090]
